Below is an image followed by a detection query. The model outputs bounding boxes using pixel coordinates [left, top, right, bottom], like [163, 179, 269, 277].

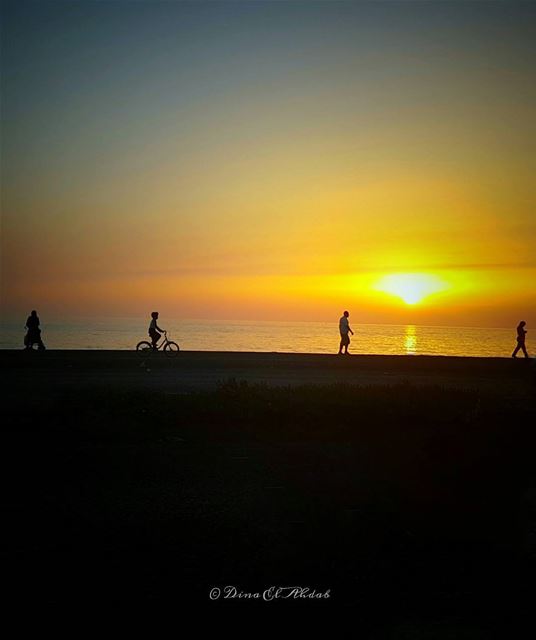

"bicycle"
[136, 330, 180, 357]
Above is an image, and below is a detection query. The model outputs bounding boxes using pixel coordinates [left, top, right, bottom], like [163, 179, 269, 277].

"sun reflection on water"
[404, 325, 417, 355]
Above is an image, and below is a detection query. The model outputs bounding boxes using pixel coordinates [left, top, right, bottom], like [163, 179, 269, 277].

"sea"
[0, 318, 523, 358]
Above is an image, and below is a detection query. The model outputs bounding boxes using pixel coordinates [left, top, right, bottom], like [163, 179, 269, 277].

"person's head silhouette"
[343, 310, 349, 317]
[151, 311, 159, 319]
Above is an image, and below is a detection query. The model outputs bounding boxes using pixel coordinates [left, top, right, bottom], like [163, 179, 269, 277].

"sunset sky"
[1, 0, 535, 327]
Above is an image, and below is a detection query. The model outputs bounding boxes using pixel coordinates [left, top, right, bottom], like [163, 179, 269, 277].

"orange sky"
[1, 1, 535, 327]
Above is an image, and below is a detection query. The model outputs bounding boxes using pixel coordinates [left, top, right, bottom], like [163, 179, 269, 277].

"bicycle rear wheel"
[164, 341, 180, 356]
[136, 341, 153, 355]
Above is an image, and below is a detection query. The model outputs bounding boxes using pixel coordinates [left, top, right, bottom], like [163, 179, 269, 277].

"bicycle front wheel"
[136, 341, 153, 355]
[164, 341, 180, 356]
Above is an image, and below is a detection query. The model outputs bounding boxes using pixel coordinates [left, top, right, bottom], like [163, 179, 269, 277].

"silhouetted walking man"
[512, 320, 529, 358]
[24, 310, 46, 350]
[338, 310, 354, 354]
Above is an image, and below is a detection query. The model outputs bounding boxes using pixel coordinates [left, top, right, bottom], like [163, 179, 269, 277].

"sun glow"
[373, 273, 449, 305]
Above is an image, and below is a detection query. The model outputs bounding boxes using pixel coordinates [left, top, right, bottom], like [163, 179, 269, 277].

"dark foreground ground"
[2, 351, 536, 631]
[1, 349, 535, 394]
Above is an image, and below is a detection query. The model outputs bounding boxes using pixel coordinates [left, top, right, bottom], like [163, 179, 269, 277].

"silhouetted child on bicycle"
[149, 311, 165, 350]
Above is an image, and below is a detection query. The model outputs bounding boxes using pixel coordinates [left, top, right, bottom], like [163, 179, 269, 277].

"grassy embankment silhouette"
[4, 379, 536, 629]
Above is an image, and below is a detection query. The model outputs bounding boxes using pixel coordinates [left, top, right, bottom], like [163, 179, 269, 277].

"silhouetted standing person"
[24, 310, 45, 350]
[512, 321, 529, 358]
[338, 310, 354, 355]
[148, 311, 164, 350]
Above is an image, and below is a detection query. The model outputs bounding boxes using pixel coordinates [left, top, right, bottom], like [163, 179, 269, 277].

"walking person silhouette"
[338, 310, 354, 355]
[512, 321, 529, 358]
[24, 310, 46, 350]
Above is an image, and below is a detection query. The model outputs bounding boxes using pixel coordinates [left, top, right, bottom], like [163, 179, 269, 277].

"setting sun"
[1, 0, 535, 330]
[373, 274, 449, 306]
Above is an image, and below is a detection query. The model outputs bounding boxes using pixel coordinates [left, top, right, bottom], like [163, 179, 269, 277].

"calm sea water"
[0, 318, 524, 358]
